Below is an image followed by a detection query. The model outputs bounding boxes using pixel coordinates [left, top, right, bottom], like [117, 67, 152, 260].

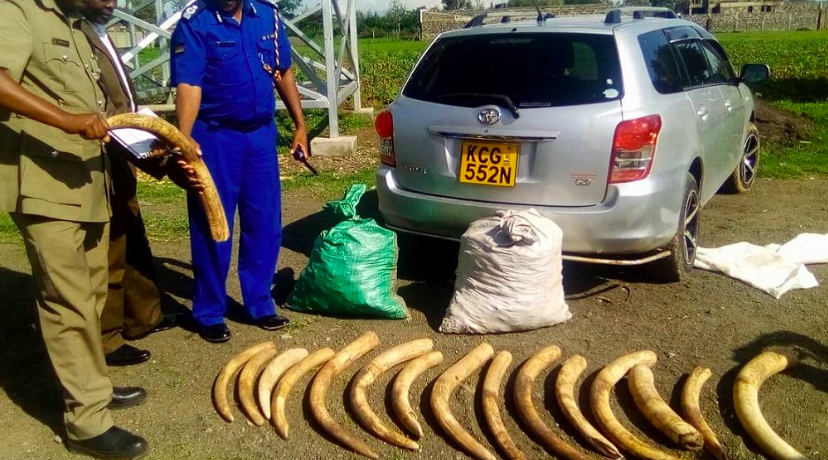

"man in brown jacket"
[80, 0, 196, 367]
[0, 0, 148, 457]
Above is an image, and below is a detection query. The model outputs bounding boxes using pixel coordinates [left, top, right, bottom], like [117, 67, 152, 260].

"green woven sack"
[285, 184, 408, 319]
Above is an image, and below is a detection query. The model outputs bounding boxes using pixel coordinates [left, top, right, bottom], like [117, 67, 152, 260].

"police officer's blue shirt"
[170, 0, 292, 126]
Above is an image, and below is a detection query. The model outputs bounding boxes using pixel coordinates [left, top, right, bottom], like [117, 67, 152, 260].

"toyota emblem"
[478, 107, 501, 125]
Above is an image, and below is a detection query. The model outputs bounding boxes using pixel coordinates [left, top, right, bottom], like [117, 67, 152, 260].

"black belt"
[200, 117, 272, 132]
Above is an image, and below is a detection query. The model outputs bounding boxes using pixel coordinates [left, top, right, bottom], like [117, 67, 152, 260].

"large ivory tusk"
[556, 354, 623, 459]
[212, 341, 276, 423]
[590, 350, 682, 460]
[238, 347, 279, 426]
[257, 348, 309, 420]
[349, 338, 433, 451]
[106, 113, 230, 242]
[309, 332, 381, 459]
[482, 351, 527, 460]
[391, 350, 443, 439]
[628, 364, 703, 450]
[431, 342, 497, 460]
[734, 351, 810, 460]
[271, 347, 335, 440]
[681, 367, 728, 460]
[514, 345, 595, 460]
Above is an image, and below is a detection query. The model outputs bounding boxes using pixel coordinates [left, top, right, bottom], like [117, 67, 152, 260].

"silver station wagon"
[374, 7, 769, 281]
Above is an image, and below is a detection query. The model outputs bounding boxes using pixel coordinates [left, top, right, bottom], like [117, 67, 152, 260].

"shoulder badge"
[181, 1, 205, 21]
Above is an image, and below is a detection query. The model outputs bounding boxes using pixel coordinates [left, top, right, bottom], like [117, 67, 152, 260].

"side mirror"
[740, 63, 770, 84]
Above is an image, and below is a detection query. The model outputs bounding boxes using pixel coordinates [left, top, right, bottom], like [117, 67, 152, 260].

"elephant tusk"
[431, 342, 496, 460]
[211, 341, 276, 423]
[271, 347, 335, 440]
[309, 332, 381, 459]
[514, 345, 596, 460]
[556, 354, 623, 459]
[628, 364, 703, 450]
[238, 346, 279, 426]
[106, 113, 229, 242]
[349, 338, 433, 451]
[681, 366, 728, 460]
[482, 351, 527, 460]
[390, 350, 444, 440]
[590, 350, 681, 460]
[733, 351, 810, 460]
[257, 348, 309, 420]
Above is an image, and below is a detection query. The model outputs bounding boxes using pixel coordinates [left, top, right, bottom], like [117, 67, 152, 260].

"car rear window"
[402, 32, 623, 108]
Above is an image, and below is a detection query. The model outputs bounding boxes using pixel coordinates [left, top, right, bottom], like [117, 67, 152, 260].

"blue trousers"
[187, 119, 281, 326]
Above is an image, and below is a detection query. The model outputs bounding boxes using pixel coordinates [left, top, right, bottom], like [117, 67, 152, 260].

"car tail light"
[375, 110, 395, 167]
[609, 115, 662, 184]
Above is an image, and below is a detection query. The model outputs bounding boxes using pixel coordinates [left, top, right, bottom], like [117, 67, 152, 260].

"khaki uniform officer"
[0, 0, 147, 457]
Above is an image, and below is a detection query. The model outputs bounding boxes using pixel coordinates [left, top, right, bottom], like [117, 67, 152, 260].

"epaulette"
[180, 1, 205, 21]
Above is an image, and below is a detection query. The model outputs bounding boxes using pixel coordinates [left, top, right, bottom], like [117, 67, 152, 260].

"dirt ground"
[1, 104, 827, 460]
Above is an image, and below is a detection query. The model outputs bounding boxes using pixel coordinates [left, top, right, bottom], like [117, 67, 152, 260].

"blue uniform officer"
[170, 0, 309, 343]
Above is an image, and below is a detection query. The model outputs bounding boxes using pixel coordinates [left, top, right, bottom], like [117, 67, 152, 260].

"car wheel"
[722, 122, 760, 194]
[650, 173, 700, 283]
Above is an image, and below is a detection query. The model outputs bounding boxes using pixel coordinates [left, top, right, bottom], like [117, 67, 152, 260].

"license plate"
[458, 140, 518, 187]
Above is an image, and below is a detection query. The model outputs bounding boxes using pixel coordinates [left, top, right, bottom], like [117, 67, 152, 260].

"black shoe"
[199, 323, 231, 343]
[124, 314, 180, 341]
[256, 314, 290, 331]
[105, 345, 150, 367]
[66, 426, 148, 459]
[107, 386, 147, 410]
[149, 314, 178, 334]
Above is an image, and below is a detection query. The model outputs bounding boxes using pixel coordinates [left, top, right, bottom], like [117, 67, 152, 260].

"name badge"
[215, 41, 236, 47]
[52, 38, 70, 47]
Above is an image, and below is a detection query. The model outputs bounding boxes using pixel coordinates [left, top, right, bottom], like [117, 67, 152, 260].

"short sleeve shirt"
[169, 0, 292, 125]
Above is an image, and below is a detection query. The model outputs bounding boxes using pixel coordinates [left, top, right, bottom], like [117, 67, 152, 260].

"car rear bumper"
[376, 167, 686, 256]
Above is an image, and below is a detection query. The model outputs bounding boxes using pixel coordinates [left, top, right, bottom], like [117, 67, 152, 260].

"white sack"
[771, 233, 828, 265]
[439, 208, 571, 334]
[694, 241, 818, 299]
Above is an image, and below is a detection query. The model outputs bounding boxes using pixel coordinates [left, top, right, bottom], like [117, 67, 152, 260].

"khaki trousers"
[12, 213, 114, 441]
[100, 167, 163, 354]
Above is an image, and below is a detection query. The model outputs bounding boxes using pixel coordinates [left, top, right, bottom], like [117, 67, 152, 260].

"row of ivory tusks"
[211, 332, 807, 460]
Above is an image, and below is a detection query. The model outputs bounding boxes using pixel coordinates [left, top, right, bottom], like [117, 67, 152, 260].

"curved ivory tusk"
[107, 113, 229, 242]
[482, 351, 527, 460]
[514, 345, 596, 460]
[391, 350, 443, 439]
[590, 350, 682, 460]
[556, 354, 623, 459]
[212, 341, 276, 423]
[309, 332, 381, 459]
[681, 366, 728, 460]
[238, 347, 279, 426]
[349, 338, 433, 451]
[257, 348, 309, 420]
[271, 347, 336, 440]
[628, 364, 703, 450]
[431, 342, 496, 460]
[734, 351, 810, 460]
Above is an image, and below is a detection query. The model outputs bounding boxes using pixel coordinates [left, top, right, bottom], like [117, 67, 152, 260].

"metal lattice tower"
[111, 0, 363, 138]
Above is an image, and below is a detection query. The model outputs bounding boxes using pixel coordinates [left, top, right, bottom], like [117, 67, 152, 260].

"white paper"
[109, 107, 160, 160]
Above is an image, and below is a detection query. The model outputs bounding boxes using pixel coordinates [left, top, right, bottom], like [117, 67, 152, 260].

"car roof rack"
[464, 10, 555, 28]
[604, 6, 678, 24]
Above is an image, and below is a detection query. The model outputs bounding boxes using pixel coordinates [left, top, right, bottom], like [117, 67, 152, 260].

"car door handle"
[696, 107, 708, 120]
[724, 100, 733, 112]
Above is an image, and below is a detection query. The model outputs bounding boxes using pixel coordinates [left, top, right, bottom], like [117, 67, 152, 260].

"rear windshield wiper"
[437, 92, 521, 119]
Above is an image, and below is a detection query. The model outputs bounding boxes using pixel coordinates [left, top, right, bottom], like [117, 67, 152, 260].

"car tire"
[721, 122, 760, 194]
[650, 173, 700, 283]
